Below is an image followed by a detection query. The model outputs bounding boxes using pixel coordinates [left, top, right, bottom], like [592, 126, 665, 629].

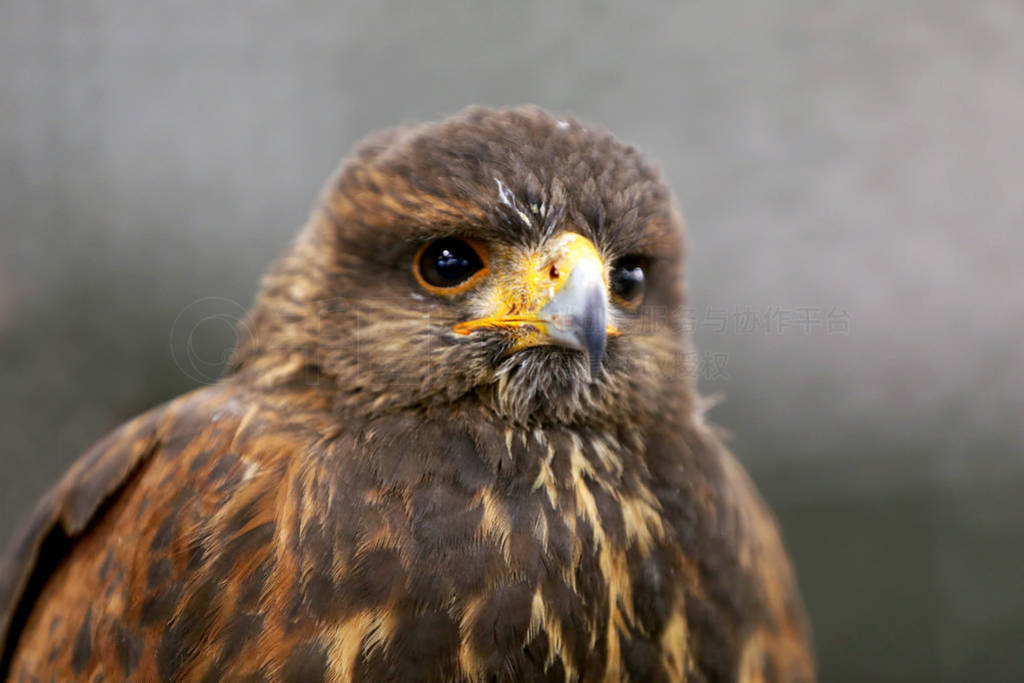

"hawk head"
[232, 106, 692, 427]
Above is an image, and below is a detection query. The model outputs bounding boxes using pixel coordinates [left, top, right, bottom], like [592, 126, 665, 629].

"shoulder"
[0, 383, 248, 675]
[643, 418, 815, 680]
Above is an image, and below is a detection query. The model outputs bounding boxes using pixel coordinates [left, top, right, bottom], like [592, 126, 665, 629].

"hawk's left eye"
[610, 255, 647, 307]
[414, 238, 489, 294]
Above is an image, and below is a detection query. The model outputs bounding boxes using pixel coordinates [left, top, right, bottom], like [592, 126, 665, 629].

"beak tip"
[580, 285, 608, 381]
[587, 347, 604, 380]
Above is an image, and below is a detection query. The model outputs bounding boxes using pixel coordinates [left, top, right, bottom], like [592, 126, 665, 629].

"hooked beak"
[453, 232, 617, 377]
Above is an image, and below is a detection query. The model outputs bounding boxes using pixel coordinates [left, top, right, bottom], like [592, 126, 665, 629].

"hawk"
[0, 106, 813, 681]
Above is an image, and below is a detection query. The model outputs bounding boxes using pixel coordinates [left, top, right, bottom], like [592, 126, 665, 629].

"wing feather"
[0, 404, 163, 676]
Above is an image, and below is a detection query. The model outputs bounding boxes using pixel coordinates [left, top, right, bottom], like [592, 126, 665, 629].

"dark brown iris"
[414, 238, 489, 294]
[610, 255, 647, 307]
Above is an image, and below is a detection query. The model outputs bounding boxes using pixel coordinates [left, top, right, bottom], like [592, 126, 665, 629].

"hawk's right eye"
[414, 238, 489, 294]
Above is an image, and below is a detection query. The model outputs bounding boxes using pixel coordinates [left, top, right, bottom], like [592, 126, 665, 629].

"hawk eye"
[414, 238, 489, 294]
[610, 255, 647, 307]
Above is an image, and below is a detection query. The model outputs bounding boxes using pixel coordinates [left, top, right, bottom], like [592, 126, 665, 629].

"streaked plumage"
[1, 106, 813, 681]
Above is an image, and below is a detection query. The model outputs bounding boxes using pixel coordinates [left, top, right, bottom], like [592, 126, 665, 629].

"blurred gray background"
[2, 1, 1021, 680]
